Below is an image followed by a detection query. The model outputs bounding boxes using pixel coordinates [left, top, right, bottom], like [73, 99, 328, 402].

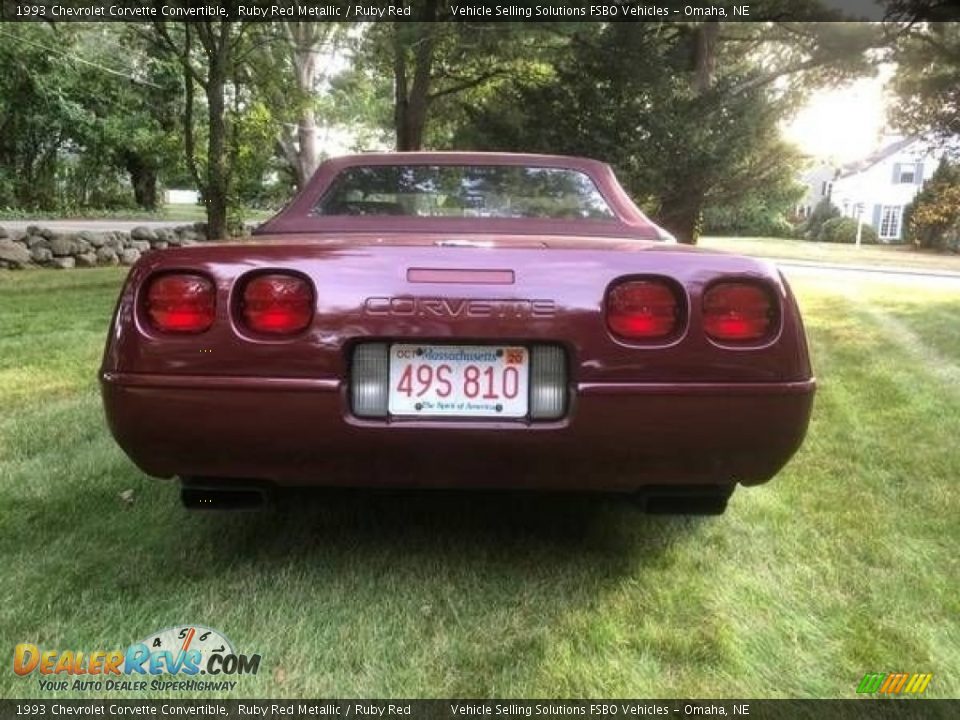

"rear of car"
[100, 154, 815, 513]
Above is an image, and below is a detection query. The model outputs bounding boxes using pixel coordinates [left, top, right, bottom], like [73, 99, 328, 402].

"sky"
[782, 67, 897, 163]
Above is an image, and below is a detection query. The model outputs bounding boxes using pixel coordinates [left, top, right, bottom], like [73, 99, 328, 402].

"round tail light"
[146, 273, 216, 333]
[240, 273, 314, 335]
[703, 282, 776, 342]
[606, 280, 680, 340]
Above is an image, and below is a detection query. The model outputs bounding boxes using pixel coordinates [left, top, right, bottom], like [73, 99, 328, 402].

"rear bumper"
[100, 373, 815, 491]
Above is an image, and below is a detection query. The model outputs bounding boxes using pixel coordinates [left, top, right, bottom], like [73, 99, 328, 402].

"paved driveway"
[778, 261, 960, 288]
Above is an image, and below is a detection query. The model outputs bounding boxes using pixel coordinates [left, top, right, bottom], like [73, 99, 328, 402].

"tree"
[246, 22, 348, 188]
[153, 21, 250, 239]
[702, 163, 805, 237]
[453, 21, 883, 243]
[0, 24, 81, 210]
[0, 24, 181, 211]
[890, 22, 960, 143]
[359, 5, 550, 151]
[73, 25, 183, 211]
[904, 157, 960, 250]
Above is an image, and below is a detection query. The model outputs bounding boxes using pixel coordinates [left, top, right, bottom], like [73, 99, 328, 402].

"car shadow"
[178, 486, 709, 580]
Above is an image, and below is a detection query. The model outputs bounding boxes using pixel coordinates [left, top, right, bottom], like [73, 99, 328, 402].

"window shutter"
[892, 163, 901, 183]
[872, 204, 882, 229]
[915, 162, 924, 185]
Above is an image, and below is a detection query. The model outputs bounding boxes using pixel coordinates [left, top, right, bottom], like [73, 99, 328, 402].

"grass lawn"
[701, 235, 960, 273]
[0, 268, 957, 699]
[154, 204, 275, 224]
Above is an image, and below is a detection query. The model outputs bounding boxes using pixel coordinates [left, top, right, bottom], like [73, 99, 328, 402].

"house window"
[879, 205, 903, 239]
[898, 166, 916, 184]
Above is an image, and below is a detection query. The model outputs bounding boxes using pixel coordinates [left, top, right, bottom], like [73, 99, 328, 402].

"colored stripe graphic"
[857, 672, 933, 694]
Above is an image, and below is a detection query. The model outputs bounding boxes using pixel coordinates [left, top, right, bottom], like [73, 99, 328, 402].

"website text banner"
[3, 0, 960, 23]
[2, 700, 958, 720]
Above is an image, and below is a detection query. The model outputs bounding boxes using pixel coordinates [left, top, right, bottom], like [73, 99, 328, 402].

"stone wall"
[0, 224, 210, 270]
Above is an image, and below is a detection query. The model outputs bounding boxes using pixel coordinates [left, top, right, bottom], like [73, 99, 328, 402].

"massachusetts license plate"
[388, 344, 529, 418]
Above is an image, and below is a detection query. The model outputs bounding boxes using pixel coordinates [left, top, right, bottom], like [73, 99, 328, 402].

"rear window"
[312, 165, 615, 220]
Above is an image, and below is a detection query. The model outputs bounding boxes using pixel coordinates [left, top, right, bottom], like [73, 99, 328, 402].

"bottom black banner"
[0, 700, 955, 720]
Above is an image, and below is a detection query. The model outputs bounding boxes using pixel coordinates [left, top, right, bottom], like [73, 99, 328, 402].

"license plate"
[388, 344, 529, 418]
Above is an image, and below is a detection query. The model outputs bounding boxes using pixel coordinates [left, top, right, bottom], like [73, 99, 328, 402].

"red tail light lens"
[146, 273, 216, 333]
[703, 282, 776, 342]
[607, 280, 680, 340]
[240, 273, 314, 335]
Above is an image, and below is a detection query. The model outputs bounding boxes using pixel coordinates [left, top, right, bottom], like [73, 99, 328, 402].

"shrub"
[817, 216, 878, 244]
[702, 206, 797, 238]
[905, 158, 960, 251]
[801, 197, 841, 240]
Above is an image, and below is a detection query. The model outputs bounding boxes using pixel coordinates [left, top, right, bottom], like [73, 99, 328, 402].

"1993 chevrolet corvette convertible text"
[100, 152, 815, 514]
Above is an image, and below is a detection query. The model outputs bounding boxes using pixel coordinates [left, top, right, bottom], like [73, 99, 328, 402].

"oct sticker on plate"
[388, 344, 529, 418]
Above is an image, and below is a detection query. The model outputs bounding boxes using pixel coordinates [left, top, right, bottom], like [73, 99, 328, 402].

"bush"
[702, 205, 797, 238]
[817, 216, 878, 244]
[905, 158, 960, 251]
[801, 197, 840, 240]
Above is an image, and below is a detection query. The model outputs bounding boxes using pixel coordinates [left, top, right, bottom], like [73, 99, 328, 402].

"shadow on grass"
[161, 485, 704, 582]
[9, 461, 709, 600]
[248, 486, 693, 551]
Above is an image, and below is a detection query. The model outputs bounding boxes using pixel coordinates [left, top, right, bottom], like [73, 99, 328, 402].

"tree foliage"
[891, 22, 960, 142]
[0, 24, 181, 212]
[356, 5, 558, 151]
[904, 157, 960, 250]
[245, 22, 350, 188]
[0, 15, 901, 246]
[452, 21, 882, 243]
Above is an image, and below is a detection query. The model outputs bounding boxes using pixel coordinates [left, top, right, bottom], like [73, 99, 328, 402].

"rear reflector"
[352, 343, 390, 418]
[703, 282, 776, 342]
[530, 345, 567, 420]
[240, 273, 314, 335]
[146, 273, 216, 333]
[606, 280, 680, 340]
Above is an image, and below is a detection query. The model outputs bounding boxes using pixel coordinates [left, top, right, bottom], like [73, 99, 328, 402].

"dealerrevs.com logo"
[13, 625, 261, 693]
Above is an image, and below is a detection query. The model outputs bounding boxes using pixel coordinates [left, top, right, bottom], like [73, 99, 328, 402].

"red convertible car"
[100, 152, 815, 514]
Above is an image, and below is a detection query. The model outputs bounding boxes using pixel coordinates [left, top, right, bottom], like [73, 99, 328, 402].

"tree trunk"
[126, 154, 159, 210]
[393, 24, 415, 150]
[393, 7, 437, 151]
[287, 22, 324, 186]
[668, 21, 720, 245]
[396, 94, 428, 151]
[203, 78, 227, 240]
[205, 52, 229, 240]
[297, 107, 318, 185]
[658, 191, 705, 244]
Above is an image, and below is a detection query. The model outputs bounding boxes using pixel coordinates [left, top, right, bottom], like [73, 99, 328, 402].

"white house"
[829, 135, 947, 243]
[795, 162, 836, 220]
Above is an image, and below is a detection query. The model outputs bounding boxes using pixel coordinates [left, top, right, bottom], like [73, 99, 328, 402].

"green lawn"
[701, 235, 960, 273]
[0, 268, 957, 699]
